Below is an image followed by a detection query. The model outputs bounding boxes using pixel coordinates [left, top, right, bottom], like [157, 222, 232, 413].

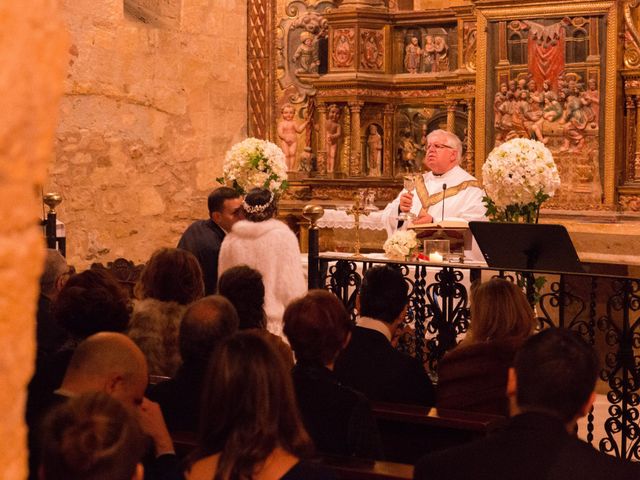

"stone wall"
[50, 0, 247, 268]
[0, 1, 68, 477]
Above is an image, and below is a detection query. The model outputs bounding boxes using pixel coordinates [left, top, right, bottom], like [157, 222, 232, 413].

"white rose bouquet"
[217, 138, 289, 195]
[482, 138, 560, 223]
[383, 230, 418, 261]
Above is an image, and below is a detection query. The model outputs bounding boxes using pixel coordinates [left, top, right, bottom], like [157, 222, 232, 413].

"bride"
[218, 187, 307, 338]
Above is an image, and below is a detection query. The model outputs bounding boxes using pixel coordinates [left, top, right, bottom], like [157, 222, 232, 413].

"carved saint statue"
[367, 124, 383, 176]
[277, 104, 308, 171]
[434, 36, 449, 72]
[421, 35, 435, 73]
[325, 104, 342, 173]
[398, 129, 418, 173]
[404, 37, 421, 73]
[293, 31, 319, 75]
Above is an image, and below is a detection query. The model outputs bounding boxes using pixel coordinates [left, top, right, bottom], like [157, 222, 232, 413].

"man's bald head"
[62, 332, 148, 409]
[179, 295, 239, 365]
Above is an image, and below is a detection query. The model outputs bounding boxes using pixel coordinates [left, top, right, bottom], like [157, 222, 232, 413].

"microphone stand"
[441, 183, 447, 222]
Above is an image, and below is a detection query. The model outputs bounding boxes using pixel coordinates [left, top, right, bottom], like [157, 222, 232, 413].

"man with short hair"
[414, 328, 640, 479]
[149, 295, 240, 432]
[335, 265, 435, 407]
[32, 333, 182, 480]
[381, 129, 485, 234]
[36, 249, 71, 362]
[177, 187, 243, 294]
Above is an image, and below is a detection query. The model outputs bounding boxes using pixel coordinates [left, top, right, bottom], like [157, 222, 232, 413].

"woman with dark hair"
[436, 277, 537, 416]
[187, 331, 329, 480]
[128, 247, 204, 376]
[218, 188, 306, 338]
[40, 392, 145, 480]
[217, 265, 266, 330]
[284, 290, 382, 459]
[27, 269, 133, 465]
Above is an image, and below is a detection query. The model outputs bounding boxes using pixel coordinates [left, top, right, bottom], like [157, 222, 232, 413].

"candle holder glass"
[424, 239, 450, 262]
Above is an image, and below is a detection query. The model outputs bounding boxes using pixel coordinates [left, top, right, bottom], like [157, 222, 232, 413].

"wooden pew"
[90, 257, 145, 297]
[170, 431, 413, 479]
[371, 402, 506, 464]
[320, 455, 413, 480]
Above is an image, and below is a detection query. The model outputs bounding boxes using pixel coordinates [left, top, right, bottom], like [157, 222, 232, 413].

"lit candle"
[429, 252, 443, 262]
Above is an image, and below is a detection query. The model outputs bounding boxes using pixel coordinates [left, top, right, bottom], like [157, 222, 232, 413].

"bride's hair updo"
[242, 188, 278, 222]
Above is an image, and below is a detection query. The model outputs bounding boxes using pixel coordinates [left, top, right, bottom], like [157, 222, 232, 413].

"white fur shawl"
[218, 219, 307, 337]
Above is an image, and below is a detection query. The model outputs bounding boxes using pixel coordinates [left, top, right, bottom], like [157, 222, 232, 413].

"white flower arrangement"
[383, 230, 418, 261]
[217, 138, 289, 195]
[482, 138, 561, 222]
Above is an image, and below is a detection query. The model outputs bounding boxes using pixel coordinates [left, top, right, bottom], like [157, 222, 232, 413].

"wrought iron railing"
[303, 210, 640, 461]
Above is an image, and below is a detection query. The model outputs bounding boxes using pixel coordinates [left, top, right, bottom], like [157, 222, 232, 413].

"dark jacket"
[414, 412, 640, 480]
[335, 326, 435, 407]
[436, 338, 523, 416]
[292, 361, 382, 459]
[177, 219, 225, 295]
[148, 362, 207, 433]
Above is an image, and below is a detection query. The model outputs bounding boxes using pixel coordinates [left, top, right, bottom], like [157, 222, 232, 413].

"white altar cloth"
[316, 209, 387, 230]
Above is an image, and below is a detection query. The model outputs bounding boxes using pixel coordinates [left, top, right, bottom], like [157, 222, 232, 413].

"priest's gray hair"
[427, 129, 463, 164]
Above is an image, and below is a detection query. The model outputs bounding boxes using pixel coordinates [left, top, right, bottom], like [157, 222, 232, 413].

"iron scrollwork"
[597, 279, 640, 462]
[423, 267, 470, 371]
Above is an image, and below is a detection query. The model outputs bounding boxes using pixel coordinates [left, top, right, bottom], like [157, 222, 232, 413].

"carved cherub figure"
[277, 104, 308, 171]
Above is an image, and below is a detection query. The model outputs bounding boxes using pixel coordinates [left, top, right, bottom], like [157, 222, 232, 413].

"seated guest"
[27, 268, 132, 468]
[218, 265, 294, 366]
[284, 290, 382, 459]
[32, 332, 182, 480]
[177, 187, 243, 295]
[217, 265, 266, 330]
[36, 249, 71, 365]
[187, 331, 330, 479]
[218, 187, 306, 338]
[128, 248, 204, 376]
[334, 266, 435, 407]
[40, 392, 146, 480]
[148, 295, 239, 432]
[436, 278, 536, 416]
[414, 328, 640, 480]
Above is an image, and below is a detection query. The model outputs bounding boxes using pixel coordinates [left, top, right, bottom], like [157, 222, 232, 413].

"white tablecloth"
[317, 208, 387, 230]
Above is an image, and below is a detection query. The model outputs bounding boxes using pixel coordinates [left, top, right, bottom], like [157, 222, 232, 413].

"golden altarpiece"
[247, 0, 640, 260]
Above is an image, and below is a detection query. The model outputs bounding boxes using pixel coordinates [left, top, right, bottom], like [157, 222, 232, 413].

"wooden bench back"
[371, 402, 506, 464]
[170, 431, 413, 479]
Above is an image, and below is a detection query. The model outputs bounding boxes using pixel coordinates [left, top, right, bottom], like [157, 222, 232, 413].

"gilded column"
[383, 104, 396, 177]
[498, 21, 509, 65]
[316, 103, 327, 176]
[446, 101, 457, 133]
[465, 100, 475, 176]
[634, 96, 640, 181]
[349, 101, 364, 176]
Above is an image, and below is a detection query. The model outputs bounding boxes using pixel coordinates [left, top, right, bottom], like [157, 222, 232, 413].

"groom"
[177, 187, 243, 295]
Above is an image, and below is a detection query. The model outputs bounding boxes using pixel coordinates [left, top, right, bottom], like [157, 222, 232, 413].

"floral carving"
[463, 22, 477, 72]
[360, 29, 384, 71]
[332, 28, 355, 68]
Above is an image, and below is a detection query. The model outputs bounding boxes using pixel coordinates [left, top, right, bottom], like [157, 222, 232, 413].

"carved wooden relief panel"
[476, 2, 617, 208]
[360, 29, 384, 71]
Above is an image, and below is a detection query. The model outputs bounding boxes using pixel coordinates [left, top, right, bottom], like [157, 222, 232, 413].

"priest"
[381, 129, 486, 235]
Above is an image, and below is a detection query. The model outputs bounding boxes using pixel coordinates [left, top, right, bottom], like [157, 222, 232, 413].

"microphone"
[441, 183, 447, 222]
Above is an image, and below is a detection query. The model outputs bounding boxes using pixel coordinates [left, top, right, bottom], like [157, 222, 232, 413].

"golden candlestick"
[346, 191, 370, 258]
